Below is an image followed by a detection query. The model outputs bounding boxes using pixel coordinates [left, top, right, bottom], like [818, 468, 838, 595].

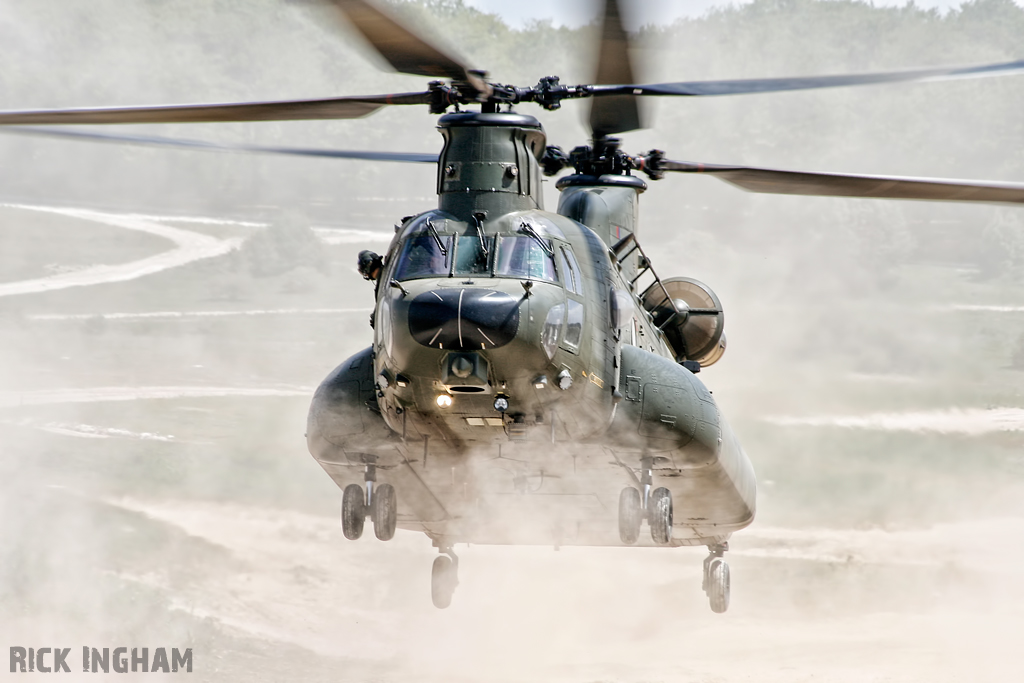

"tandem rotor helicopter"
[3, 0, 1024, 612]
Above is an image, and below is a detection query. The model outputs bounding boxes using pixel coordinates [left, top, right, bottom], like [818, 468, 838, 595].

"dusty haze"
[1, 0, 1023, 680]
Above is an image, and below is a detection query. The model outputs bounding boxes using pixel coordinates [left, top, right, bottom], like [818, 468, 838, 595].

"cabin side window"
[563, 299, 584, 352]
[541, 304, 564, 359]
[392, 232, 453, 280]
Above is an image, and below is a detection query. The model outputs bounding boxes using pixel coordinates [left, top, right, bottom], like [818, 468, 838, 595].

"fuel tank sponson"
[609, 344, 756, 524]
[307, 346, 394, 464]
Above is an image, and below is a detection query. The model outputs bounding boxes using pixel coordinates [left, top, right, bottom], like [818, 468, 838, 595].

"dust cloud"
[2, 0, 1024, 681]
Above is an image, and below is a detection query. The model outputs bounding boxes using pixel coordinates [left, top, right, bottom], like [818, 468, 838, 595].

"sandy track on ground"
[766, 407, 1024, 434]
[0, 385, 313, 408]
[28, 307, 371, 321]
[312, 226, 395, 244]
[0, 203, 242, 297]
[2, 417, 178, 441]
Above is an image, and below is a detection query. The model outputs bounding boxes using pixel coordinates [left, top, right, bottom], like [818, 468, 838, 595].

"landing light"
[533, 375, 548, 389]
[436, 394, 453, 408]
[493, 396, 509, 413]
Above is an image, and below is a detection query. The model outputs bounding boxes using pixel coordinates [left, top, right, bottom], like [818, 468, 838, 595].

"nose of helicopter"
[407, 288, 520, 351]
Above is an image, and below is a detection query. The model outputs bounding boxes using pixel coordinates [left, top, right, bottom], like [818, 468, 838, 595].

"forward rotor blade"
[660, 159, 1024, 205]
[592, 58, 1024, 98]
[323, 0, 488, 94]
[1, 126, 439, 163]
[0, 92, 431, 126]
[588, 0, 641, 137]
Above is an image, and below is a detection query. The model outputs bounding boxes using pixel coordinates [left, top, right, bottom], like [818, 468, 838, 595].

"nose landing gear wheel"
[372, 483, 397, 541]
[702, 543, 730, 613]
[618, 487, 642, 544]
[341, 483, 366, 540]
[649, 487, 673, 544]
[705, 558, 730, 613]
[431, 552, 459, 609]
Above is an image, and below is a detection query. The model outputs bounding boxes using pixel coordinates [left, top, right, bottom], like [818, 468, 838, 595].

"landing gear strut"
[618, 457, 673, 545]
[431, 547, 459, 609]
[702, 543, 730, 613]
[340, 465, 397, 541]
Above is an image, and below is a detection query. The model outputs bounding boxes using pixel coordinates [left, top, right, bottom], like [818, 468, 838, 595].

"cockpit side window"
[453, 235, 493, 276]
[556, 248, 571, 290]
[392, 233, 452, 280]
[494, 236, 557, 283]
[560, 246, 584, 296]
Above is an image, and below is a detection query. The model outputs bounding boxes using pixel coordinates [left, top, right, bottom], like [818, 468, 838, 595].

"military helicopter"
[3, 0, 1024, 613]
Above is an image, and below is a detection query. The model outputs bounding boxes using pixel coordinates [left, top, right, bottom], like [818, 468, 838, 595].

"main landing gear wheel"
[372, 482, 397, 541]
[341, 465, 398, 542]
[431, 551, 459, 609]
[702, 544, 730, 613]
[341, 483, 366, 540]
[649, 487, 673, 545]
[618, 487, 642, 544]
[619, 458, 675, 545]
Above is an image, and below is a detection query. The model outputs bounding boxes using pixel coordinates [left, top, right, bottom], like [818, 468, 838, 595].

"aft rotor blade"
[0, 92, 431, 126]
[588, 0, 641, 137]
[1, 127, 439, 163]
[660, 159, 1024, 205]
[591, 58, 1024, 98]
[323, 0, 488, 94]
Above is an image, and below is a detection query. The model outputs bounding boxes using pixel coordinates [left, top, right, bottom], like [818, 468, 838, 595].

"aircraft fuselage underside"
[307, 345, 756, 549]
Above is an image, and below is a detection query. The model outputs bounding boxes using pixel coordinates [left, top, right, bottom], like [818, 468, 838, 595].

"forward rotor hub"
[427, 76, 594, 115]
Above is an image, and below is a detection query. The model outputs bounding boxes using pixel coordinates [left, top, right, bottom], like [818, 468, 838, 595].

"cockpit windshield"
[392, 232, 452, 281]
[494, 235, 557, 283]
[453, 235, 492, 276]
[391, 228, 560, 283]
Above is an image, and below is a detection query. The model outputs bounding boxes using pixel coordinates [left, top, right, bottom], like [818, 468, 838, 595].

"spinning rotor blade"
[1, 127, 438, 163]
[658, 159, 1024, 205]
[322, 0, 489, 94]
[0, 92, 431, 126]
[589, 0, 641, 138]
[591, 58, 1024, 98]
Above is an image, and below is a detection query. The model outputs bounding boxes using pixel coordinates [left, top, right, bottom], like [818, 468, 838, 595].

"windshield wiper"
[472, 212, 490, 260]
[426, 219, 448, 255]
[518, 219, 554, 256]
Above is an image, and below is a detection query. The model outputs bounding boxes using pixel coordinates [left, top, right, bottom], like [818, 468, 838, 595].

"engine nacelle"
[642, 277, 726, 367]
